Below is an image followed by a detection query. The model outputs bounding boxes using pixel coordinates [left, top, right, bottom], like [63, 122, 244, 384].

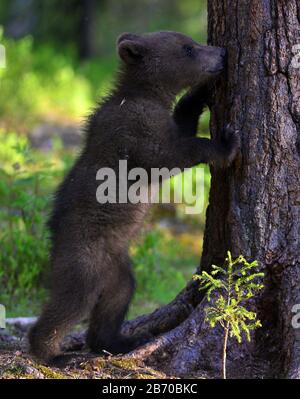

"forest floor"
[0, 322, 170, 379]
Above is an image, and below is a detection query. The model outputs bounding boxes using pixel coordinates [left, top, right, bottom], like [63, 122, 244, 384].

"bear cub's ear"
[117, 33, 146, 64]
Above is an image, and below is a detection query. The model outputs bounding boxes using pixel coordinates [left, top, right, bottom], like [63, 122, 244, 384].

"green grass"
[0, 131, 66, 315]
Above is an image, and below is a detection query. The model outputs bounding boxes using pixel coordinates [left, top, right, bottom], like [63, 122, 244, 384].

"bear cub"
[29, 31, 239, 362]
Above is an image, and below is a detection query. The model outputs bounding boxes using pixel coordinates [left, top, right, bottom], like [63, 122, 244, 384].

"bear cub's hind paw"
[88, 333, 152, 355]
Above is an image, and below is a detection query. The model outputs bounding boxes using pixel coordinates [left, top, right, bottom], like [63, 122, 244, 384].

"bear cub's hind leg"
[86, 258, 148, 354]
[29, 291, 93, 363]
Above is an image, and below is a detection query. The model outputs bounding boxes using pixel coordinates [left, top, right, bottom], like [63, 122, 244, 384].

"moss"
[1, 363, 38, 379]
[80, 358, 106, 371]
[134, 373, 157, 379]
[2, 372, 33, 379]
[36, 365, 66, 379]
[3, 366, 26, 378]
[110, 358, 140, 371]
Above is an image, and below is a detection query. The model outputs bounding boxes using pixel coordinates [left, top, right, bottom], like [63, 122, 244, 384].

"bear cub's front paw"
[221, 124, 241, 166]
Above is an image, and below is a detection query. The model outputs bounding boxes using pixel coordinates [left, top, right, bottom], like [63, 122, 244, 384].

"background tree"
[78, 0, 97, 59]
[121, 0, 300, 378]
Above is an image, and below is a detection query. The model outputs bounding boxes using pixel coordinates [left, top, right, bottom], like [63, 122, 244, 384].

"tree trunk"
[123, 0, 300, 379]
[204, 0, 300, 378]
[79, 0, 97, 59]
[65, 0, 300, 378]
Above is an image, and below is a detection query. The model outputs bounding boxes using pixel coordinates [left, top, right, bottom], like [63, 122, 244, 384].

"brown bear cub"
[29, 31, 239, 362]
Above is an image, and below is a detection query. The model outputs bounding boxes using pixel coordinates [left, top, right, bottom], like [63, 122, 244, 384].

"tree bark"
[203, 0, 300, 378]
[123, 0, 300, 379]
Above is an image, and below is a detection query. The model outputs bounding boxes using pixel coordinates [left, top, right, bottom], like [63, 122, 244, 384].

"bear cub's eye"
[183, 45, 194, 57]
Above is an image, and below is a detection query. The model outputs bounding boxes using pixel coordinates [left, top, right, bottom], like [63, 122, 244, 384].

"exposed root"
[126, 297, 256, 378]
[122, 280, 202, 337]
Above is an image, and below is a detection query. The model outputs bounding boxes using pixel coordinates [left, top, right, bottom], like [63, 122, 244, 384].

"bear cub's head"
[117, 31, 226, 94]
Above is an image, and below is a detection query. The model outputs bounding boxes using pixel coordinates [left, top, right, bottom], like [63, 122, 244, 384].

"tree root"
[125, 296, 257, 378]
[122, 280, 202, 337]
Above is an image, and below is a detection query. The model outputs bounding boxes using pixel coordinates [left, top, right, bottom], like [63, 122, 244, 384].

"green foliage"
[194, 251, 264, 343]
[0, 0, 207, 53]
[169, 164, 210, 227]
[130, 230, 196, 317]
[0, 131, 68, 311]
[0, 33, 116, 131]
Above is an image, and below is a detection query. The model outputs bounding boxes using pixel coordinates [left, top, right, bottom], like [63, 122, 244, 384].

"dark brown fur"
[28, 31, 239, 362]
